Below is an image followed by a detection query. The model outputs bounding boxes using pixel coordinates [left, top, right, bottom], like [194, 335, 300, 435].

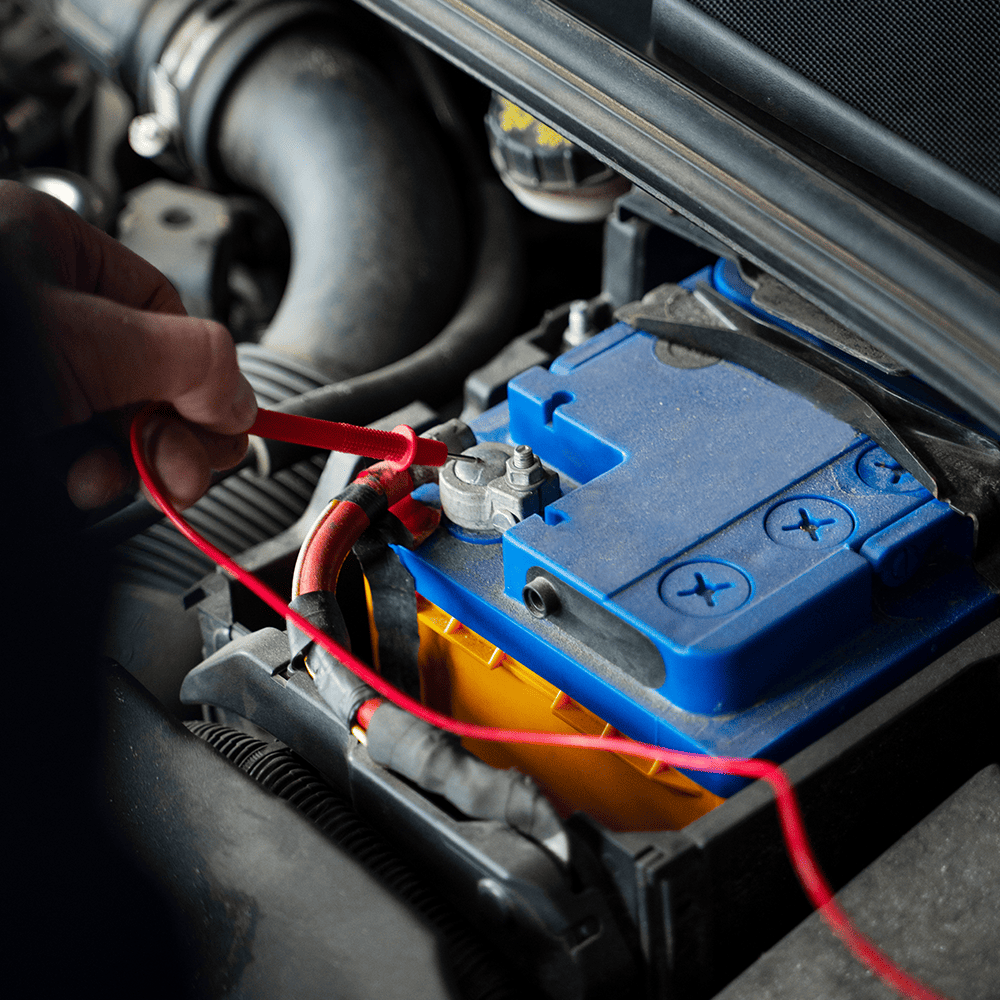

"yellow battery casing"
[412, 595, 724, 832]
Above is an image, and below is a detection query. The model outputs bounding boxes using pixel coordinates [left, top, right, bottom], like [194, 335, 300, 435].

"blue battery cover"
[396, 274, 995, 796]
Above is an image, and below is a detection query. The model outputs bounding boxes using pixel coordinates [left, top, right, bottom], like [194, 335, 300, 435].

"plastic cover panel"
[668, 0, 1000, 196]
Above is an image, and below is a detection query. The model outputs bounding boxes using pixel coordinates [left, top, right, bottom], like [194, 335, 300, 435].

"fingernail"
[231, 374, 258, 429]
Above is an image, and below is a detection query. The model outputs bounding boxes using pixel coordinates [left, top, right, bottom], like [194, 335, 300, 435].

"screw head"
[765, 498, 854, 548]
[128, 113, 171, 159]
[659, 561, 751, 617]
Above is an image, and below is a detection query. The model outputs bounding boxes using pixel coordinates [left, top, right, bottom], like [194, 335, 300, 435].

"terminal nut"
[487, 450, 561, 528]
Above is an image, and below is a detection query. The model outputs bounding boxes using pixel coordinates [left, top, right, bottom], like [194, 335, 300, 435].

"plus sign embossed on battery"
[856, 446, 924, 493]
[782, 507, 836, 542]
[765, 498, 854, 549]
[676, 571, 733, 608]
[660, 561, 751, 617]
[876, 458, 906, 485]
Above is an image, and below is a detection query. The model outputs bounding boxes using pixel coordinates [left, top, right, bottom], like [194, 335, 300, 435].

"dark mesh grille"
[684, 0, 1000, 195]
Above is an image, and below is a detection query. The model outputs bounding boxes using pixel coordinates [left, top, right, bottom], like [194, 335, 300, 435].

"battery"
[395, 271, 995, 800]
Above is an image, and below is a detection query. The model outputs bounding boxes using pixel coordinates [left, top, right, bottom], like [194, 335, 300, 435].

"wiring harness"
[131, 404, 948, 1000]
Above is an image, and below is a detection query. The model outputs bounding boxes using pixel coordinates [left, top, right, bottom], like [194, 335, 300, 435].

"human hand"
[0, 179, 257, 510]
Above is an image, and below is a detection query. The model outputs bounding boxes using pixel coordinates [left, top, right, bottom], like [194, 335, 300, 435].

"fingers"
[2, 180, 259, 511]
[42, 285, 257, 434]
[142, 415, 213, 511]
[40, 281, 257, 510]
[64, 417, 249, 511]
[190, 425, 251, 473]
[5, 180, 258, 431]
[64, 205, 188, 314]
[139, 415, 250, 511]
[0, 179, 185, 313]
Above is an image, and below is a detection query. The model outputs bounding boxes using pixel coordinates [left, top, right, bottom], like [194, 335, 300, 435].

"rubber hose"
[38, 0, 468, 383]
[254, 179, 522, 475]
[215, 24, 466, 382]
[187, 721, 517, 1000]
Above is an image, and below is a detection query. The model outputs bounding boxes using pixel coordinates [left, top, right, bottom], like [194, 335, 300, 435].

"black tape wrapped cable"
[291, 595, 569, 862]
[287, 592, 380, 729]
[352, 516, 424, 701]
[365, 701, 569, 864]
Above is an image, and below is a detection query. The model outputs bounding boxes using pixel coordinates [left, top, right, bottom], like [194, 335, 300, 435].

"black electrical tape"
[287, 592, 377, 726]
[352, 515, 423, 701]
[287, 591, 350, 661]
[365, 701, 565, 850]
[336, 478, 391, 525]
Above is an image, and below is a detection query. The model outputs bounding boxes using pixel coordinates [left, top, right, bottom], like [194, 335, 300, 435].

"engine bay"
[4, 2, 999, 998]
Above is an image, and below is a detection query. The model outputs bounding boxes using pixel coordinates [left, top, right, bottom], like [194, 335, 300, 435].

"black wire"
[81, 453, 254, 548]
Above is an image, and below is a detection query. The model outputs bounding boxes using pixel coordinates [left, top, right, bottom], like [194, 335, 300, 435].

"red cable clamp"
[250, 408, 448, 469]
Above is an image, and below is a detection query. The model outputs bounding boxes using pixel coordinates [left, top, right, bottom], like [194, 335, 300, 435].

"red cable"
[296, 462, 416, 594]
[297, 500, 371, 594]
[131, 407, 948, 1000]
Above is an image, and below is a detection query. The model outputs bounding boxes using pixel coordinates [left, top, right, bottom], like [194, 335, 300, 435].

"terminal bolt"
[505, 445, 548, 487]
[487, 444, 561, 528]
